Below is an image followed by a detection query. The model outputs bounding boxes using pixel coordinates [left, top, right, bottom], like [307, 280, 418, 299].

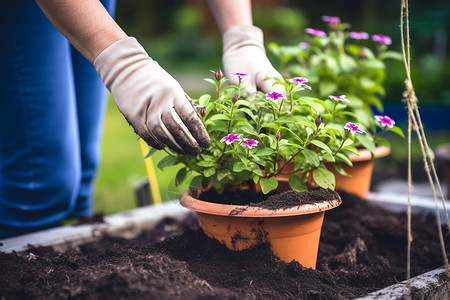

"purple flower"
[372, 35, 392, 45]
[232, 72, 249, 77]
[266, 91, 286, 103]
[344, 122, 366, 135]
[349, 31, 369, 40]
[329, 95, 350, 103]
[289, 77, 308, 84]
[374, 115, 395, 128]
[322, 16, 341, 23]
[305, 28, 327, 38]
[299, 42, 309, 49]
[289, 77, 311, 89]
[241, 139, 259, 149]
[220, 134, 242, 145]
[192, 103, 199, 107]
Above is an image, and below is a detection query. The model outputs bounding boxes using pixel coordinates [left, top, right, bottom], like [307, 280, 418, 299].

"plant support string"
[400, 0, 450, 281]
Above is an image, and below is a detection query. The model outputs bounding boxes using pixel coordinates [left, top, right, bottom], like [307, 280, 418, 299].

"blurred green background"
[93, 0, 450, 215]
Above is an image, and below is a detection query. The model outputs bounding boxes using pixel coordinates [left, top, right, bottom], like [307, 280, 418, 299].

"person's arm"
[36, 0, 127, 63]
[206, 0, 253, 34]
[35, 0, 210, 155]
[207, 0, 283, 96]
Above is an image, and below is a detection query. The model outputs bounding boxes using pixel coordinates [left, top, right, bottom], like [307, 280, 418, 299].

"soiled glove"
[222, 25, 283, 96]
[94, 37, 210, 155]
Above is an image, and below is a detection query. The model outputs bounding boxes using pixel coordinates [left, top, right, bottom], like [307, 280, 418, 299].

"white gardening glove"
[222, 25, 283, 96]
[94, 37, 210, 155]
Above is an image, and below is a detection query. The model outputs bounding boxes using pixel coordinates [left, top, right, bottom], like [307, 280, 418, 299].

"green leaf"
[217, 169, 230, 181]
[204, 167, 215, 177]
[144, 147, 158, 158]
[380, 51, 403, 61]
[197, 160, 217, 167]
[189, 175, 203, 190]
[233, 162, 247, 172]
[342, 145, 360, 156]
[310, 140, 332, 155]
[256, 148, 275, 157]
[259, 177, 279, 194]
[312, 166, 335, 190]
[333, 162, 350, 177]
[208, 114, 231, 121]
[374, 137, 391, 148]
[175, 168, 188, 186]
[157, 155, 179, 171]
[335, 152, 353, 167]
[301, 148, 320, 167]
[199, 94, 211, 107]
[288, 175, 308, 192]
[339, 55, 357, 72]
[356, 134, 376, 154]
[389, 126, 405, 138]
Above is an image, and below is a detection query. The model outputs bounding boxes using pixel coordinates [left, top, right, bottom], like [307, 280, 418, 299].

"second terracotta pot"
[276, 146, 391, 199]
[180, 190, 341, 269]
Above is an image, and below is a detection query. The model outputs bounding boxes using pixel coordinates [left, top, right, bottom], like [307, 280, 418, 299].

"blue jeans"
[0, 0, 116, 238]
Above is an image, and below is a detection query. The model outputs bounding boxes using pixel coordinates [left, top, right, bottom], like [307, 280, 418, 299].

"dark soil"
[199, 187, 339, 208]
[1, 191, 449, 299]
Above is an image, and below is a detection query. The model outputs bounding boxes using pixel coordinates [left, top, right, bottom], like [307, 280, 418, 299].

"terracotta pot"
[180, 190, 341, 269]
[435, 143, 450, 199]
[276, 146, 391, 199]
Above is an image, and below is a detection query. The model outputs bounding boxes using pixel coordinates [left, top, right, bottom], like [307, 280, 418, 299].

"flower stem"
[333, 131, 351, 157]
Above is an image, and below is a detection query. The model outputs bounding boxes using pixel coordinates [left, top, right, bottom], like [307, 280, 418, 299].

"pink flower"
[241, 139, 259, 149]
[266, 91, 286, 103]
[349, 31, 369, 40]
[305, 28, 327, 38]
[372, 35, 392, 45]
[299, 42, 309, 49]
[344, 122, 366, 135]
[322, 16, 341, 23]
[289, 77, 312, 90]
[232, 72, 249, 77]
[374, 115, 395, 128]
[192, 103, 199, 107]
[329, 95, 350, 103]
[220, 134, 242, 145]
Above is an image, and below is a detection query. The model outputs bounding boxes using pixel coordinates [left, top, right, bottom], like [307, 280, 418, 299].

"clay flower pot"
[327, 145, 391, 199]
[275, 146, 391, 199]
[180, 190, 341, 269]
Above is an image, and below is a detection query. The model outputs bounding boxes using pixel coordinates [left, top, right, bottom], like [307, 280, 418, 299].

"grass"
[93, 97, 188, 215]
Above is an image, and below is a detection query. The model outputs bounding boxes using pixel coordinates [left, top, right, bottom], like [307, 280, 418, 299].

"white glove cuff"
[222, 25, 265, 53]
[94, 37, 150, 90]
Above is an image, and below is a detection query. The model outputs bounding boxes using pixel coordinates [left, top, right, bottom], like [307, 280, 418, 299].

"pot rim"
[180, 190, 341, 217]
[348, 145, 390, 162]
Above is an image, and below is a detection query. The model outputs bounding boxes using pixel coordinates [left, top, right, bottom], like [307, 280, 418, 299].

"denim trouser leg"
[0, 0, 115, 238]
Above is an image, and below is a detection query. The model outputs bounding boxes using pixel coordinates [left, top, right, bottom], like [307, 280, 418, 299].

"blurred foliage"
[114, 0, 449, 104]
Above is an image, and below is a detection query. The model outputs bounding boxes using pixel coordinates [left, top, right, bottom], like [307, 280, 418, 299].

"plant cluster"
[268, 15, 404, 153]
[150, 70, 393, 195]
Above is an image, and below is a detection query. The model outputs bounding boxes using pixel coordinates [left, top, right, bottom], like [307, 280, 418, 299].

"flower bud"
[315, 115, 322, 127]
[276, 129, 281, 140]
[232, 93, 239, 104]
[358, 48, 365, 59]
[284, 72, 291, 79]
[200, 106, 206, 117]
[215, 67, 223, 82]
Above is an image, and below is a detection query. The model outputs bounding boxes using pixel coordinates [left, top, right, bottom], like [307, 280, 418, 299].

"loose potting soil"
[0, 191, 449, 299]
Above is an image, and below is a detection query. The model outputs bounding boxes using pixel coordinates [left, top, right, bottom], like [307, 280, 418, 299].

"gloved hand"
[94, 37, 210, 155]
[222, 25, 283, 96]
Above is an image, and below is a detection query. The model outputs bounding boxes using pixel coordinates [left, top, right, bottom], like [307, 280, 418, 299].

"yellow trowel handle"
[139, 139, 162, 205]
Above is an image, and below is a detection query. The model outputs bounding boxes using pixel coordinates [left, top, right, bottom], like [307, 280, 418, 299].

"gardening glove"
[94, 37, 210, 155]
[222, 25, 284, 96]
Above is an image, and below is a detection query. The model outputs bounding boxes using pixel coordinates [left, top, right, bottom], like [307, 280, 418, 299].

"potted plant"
[148, 69, 371, 268]
[268, 16, 404, 198]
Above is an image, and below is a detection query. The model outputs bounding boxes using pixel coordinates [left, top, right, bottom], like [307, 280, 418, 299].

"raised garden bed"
[1, 191, 449, 299]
